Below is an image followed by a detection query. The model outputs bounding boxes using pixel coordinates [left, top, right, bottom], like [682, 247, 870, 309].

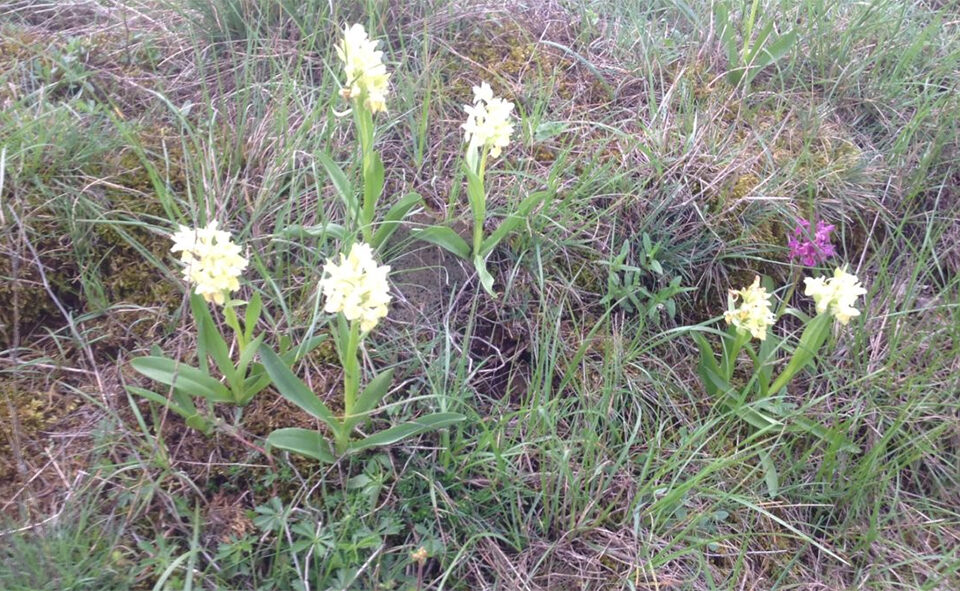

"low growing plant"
[262, 242, 464, 461]
[693, 266, 867, 455]
[125, 222, 322, 435]
[414, 82, 551, 297]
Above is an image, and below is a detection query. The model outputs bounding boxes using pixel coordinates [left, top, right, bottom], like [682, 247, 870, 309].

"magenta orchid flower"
[788, 218, 836, 266]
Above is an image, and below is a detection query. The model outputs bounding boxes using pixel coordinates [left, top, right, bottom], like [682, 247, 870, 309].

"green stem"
[472, 152, 487, 257]
[355, 104, 377, 244]
[337, 319, 362, 454]
[721, 329, 749, 382]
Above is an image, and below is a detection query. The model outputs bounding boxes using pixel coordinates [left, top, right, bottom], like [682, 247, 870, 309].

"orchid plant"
[313, 23, 423, 250]
[693, 266, 867, 452]
[414, 82, 551, 297]
[261, 242, 464, 461]
[126, 222, 322, 435]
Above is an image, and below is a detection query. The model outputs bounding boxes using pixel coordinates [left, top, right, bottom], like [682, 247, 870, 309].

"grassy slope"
[1, 0, 958, 589]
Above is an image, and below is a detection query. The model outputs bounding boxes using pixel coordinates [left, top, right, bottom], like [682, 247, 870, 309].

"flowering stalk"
[336, 23, 388, 245]
[337, 316, 362, 454]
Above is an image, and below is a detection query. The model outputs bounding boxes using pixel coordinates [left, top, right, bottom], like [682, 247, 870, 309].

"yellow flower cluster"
[336, 23, 390, 113]
[462, 82, 515, 159]
[319, 242, 392, 332]
[170, 221, 248, 306]
[804, 266, 867, 325]
[724, 276, 777, 340]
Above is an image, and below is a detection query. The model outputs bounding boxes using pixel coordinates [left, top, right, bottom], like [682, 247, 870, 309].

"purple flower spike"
[788, 218, 836, 266]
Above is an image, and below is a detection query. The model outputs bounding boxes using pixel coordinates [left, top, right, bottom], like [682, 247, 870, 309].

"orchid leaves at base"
[259, 343, 464, 463]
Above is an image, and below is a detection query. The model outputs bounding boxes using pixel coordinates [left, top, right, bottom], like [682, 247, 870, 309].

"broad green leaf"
[242, 365, 272, 401]
[363, 151, 385, 216]
[411, 226, 471, 260]
[286, 334, 329, 365]
[267, 428, 335, 463]
[769, 312, 831, 395]
[758, 29, 798, 66]
[474, 255, 496, 298]
[693, 333, 722, 397]
[348, 413, 465, 453]
[533, 121, 569, 142]
[258, 345, 340, 432]
[125, 386, 212, 435]
[480, 190, 550, 257]
[190, 294, 238, 386]
[464, 163, 486, 226]
[372, 192, 424, 249]
[131, 357, 233, 403]
[317, 151, 356, 218]
[744, 20, 775, 65]
[345, 369, 395, 430]
[125, 385, 192, 416]
[715, 3, 739, 68]
[279, 223, 348, 241]
[746, 29, 797, 86]
[237, 334, 265, 378]
[730, 401, 779, 431]
[790, 415, 859, 453]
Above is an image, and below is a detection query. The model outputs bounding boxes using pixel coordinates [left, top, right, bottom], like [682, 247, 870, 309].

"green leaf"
[480, 190, 549, 257]
[131, 357, 233, 403]
[744, 19, 775, 65]
[348, 413, 465, 453]
[759, 28, 799, 65]
[190, 294, 234, 382]
[258, 345, 340, 432]
[372, 192, 424, 250]
[363, 151, 385, 218]
[715, 3, 739, 69]
[244, 292, 262, 343]
[464, 163, 486, 226]
[345, 369, 395, 430]
[769, 312, 832, 395]
[746, 29, 797, 85]
[279, 223, 348, 241]
[125, 386, 212, 435]
[759, 450, 779, 498]
[286, 334, 329, 365]
[242, 366, 272, 399]
[693, 333, 722, 397]
[533, 121, 569, 142]
[790, 415, 859, 453]
[267, 428, 335, 463]
[317, 151, 356, 218]
[411, 226, 471, 260]
[237, 334, 265, 378]
[474, 255, 496, 298]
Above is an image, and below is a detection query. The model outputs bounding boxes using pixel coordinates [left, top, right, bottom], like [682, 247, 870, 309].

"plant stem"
[337, 319, 362, 454]
[355, 104, 377, 244]
[472, 152, 487, 257]
[721, 329, 749, 382]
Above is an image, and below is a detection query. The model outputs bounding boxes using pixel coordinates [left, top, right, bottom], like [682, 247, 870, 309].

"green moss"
[0, 381, 80, 483]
